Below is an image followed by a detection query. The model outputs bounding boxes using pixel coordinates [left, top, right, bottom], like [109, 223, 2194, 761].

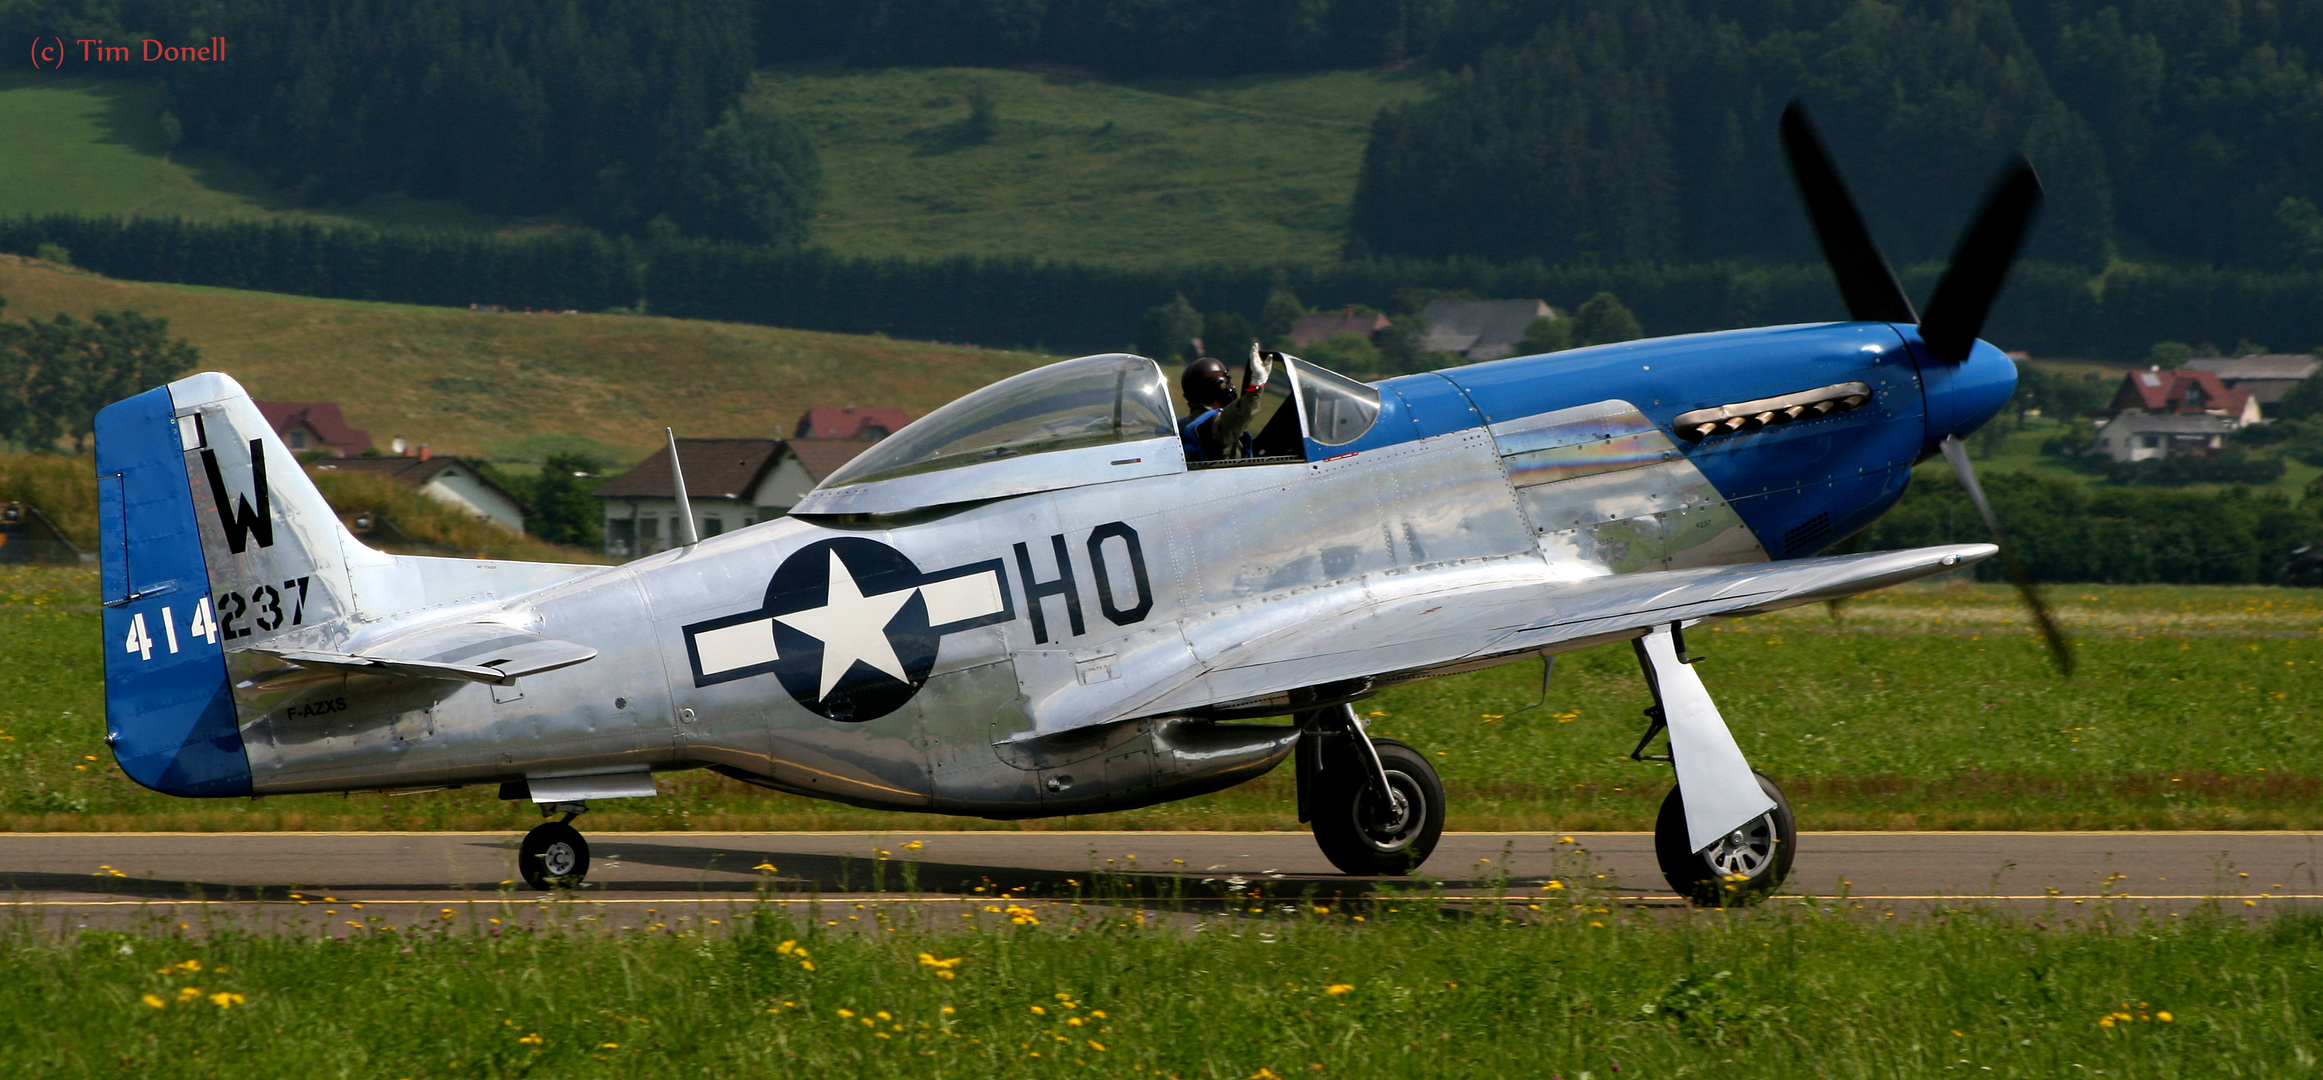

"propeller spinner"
[1779, 100, 2072, 674]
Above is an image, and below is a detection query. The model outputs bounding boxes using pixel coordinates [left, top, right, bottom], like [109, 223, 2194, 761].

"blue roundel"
[764, 538, 938, 722]
[681, 537, 1016, 724]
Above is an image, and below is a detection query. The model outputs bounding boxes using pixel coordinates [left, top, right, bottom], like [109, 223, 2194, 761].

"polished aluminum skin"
[117, 345, 1995, 842]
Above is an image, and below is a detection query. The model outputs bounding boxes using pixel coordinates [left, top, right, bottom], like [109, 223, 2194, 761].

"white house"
[594, 438, 880, 559]
[310, 454, 526, 532]
[2092, 412, 2239, 462]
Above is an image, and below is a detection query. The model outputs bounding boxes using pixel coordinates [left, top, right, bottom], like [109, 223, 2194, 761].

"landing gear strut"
[519, 802, 590, 890]
[1629, 625, 1795, 906]
[1297, 704, 1445, 875]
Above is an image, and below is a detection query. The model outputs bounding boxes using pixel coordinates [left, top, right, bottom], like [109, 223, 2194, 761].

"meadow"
[0, 66, 1433, 267]
[4, 564, 2317, 832]
[6, 893, 2319, 1078]
[0, 254, 1059, 463]
[756, 64, 1434, 265]
[0, 76, 499, 230]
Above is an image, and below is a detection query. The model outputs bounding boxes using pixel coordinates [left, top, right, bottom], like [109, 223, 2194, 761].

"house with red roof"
[254, 401, 371, 457]
[2094, 367, 2263, 463]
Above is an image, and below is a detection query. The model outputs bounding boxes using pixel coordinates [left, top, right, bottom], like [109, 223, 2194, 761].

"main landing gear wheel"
[519, 820, 591, 891]
[1654, 771, 1794, 907]
[1312, 738, 1446, 876]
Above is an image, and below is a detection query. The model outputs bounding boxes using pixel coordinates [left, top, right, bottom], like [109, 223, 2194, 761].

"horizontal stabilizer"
[267, 623, 595, 686]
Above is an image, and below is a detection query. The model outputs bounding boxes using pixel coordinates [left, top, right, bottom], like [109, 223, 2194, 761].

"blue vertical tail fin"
[95, 373, 369, 797]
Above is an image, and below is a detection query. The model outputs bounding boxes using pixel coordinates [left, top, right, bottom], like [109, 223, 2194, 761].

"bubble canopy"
[817, 353, 1177, 489]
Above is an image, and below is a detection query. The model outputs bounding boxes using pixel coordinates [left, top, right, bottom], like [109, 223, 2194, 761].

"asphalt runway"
[5, 831, 2318, 929]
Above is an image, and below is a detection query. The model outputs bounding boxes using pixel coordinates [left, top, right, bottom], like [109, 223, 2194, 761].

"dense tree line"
[1855, 472, 2323, 586]
[3, 1, 818, 244]
[750, 0, 1450, 74]
[1352, 0, 2323, 271]
[6, 214, 2323, 362]
[0, 294, 200, 452]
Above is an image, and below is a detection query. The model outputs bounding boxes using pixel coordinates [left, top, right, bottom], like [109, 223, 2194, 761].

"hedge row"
[3, 215, 2318, 360]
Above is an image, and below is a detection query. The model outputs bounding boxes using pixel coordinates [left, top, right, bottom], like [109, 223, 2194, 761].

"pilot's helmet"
[1182, 356, 1233, 408]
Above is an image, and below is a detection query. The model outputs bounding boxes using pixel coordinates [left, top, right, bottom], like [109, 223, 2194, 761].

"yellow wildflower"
[517, 1033, 544, 1046]
[176, 986, 203, 1004]
[1323, 984, 1354, 996]
[140, 993, 167, 1010]
[209, 992, 246, 1008]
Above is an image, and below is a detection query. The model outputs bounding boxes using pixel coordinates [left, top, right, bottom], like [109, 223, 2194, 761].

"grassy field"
[0, 67, 1433, 266]
[0, 254, 1058, 462]
[4, 565, 2317, 832]
[8, 897, 2319, 1078]
[0, 76, 499, 230]
[758, 64, 1434, 265]
[1945, 407, 2323, 502]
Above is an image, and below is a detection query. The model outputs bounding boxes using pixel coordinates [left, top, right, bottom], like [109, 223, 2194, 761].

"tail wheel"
[1311, 738, 1445, 876]
[1654, 771, 1795, 907]
[519, 820, 591, 891]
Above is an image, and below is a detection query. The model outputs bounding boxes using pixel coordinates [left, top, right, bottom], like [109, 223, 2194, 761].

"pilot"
[1180, 344, 1274, 462]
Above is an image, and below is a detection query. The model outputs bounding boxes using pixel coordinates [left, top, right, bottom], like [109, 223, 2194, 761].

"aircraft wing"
[264, 620, 597, 686]
[1092, 544, 1996, 725]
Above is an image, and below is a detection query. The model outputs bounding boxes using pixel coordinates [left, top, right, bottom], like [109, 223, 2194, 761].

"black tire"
[1311, 738, 1445, 876]
[1654, 772, 1794, 907]
[519, 821, 590, 890]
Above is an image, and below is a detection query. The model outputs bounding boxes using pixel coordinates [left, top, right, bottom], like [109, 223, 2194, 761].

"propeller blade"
[1920, 159, 2043, 364]
[1939, 435, 2074, 675]
[1780, 101, 1918, 325]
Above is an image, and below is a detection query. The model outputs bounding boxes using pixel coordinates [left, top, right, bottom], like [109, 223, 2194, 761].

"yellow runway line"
[8, 894, 2320, 906]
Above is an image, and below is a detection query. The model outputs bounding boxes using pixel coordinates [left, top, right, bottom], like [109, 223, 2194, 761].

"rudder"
[96, 372, 367, 797]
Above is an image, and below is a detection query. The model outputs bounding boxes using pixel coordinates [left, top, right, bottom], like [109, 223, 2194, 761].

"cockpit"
[1199, 351, 1381, 464]
[794, 351, 1384, 515]
[819, 353, 1177, 488]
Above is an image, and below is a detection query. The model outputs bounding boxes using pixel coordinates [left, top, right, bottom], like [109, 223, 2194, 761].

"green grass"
[9, 899, 2322, 1078]
[0, 66, 1434, 265]
[0, 254, 1061, 462]
[0, 76, 500, 230]
[5, 566, 2319, 831]
[760, 64, 1434, 265]
[1938, 411, 2323, 502]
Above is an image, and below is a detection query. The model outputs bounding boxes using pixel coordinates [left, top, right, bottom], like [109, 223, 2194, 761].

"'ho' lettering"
[1015, 521, 1153, 642]
[1087, 522, 1153, 626]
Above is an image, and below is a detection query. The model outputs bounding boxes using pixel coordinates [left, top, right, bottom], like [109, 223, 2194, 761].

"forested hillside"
[13, 0, 2319, 275]
[8, 1, 818, 243]
[1351, 0, 2323, 269]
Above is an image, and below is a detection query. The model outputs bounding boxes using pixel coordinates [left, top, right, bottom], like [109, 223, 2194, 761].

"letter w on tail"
[200, 439, 274, 553]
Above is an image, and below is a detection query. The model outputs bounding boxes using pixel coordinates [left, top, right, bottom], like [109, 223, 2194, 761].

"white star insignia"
[774, 551, 918, 701]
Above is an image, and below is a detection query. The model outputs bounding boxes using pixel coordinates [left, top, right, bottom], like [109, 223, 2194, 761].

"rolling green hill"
[0, 254, 1057, 464]
[0, 66, 1431, 265]
[0, 76, 501, 231]
[757, 64, 1433, 265]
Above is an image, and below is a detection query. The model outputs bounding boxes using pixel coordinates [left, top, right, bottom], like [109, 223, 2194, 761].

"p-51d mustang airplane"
[92, 106, 2065, 903]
